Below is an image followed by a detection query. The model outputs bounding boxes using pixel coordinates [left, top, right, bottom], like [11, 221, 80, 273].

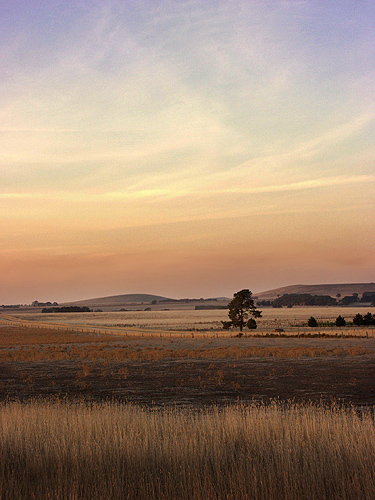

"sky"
[1, 0, 374, 303]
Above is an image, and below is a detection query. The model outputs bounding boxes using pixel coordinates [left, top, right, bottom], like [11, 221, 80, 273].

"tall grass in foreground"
[0, 401, 374, 500]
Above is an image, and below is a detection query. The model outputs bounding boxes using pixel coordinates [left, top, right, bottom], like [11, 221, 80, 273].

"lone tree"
[228, 289, 262, 332]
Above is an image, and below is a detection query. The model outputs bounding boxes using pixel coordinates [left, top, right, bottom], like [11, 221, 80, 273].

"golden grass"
[9, 306, 375, 335]
[0, 400, 374, 500]
[1, 343, 373, 363]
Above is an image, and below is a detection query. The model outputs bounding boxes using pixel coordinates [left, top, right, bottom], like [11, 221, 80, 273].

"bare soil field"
[1, 356, 374, 408]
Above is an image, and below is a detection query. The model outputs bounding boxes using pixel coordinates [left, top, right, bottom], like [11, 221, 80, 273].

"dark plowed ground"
[1, 356, 374, 408]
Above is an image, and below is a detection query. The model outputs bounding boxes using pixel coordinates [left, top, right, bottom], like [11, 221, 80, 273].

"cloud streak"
[1, 174, 373, 201]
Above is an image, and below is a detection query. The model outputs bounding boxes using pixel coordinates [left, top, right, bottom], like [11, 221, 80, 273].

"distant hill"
[256, 283, 375, 300]
[62, 293, 231, 311]
[64, 293, 171, 307]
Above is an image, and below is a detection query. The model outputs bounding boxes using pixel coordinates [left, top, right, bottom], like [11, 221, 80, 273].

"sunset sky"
[1, 0, 374, 304]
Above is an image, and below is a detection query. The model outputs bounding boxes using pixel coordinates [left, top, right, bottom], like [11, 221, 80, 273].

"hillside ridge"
[62, 283, 375, 308]
[64, 293, 171, 306]
[256, 282, 375, 300]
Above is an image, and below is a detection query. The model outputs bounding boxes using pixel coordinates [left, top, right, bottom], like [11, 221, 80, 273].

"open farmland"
[6, 306, 375, 337]
[0, 306, 374, 407]
[1, 309, 374, 499]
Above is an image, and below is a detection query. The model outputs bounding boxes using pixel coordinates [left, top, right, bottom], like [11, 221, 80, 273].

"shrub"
[363, 312, 375, 326]
[307, 316, 318, 327]
[246, 318, 257, 329]
[335, 316, 346, 327]
[353, 313, 364, 326]
[353, 312, 375, 326]
[221, 321, 233, 330]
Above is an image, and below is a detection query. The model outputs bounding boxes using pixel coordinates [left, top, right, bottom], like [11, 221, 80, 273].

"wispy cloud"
[220, 175, 375, 195]
[1, 174, 373, 203]
[1, 0, 375, 301]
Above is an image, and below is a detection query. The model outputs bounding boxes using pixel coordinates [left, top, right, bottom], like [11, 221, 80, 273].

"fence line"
[0, 316, 374, 339]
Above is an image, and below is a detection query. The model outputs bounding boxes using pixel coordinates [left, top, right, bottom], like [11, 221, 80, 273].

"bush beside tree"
[246, 318, 258, 329]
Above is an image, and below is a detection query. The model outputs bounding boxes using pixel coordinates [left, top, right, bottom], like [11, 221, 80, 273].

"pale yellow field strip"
[0, 314, 373, 339]
[0, 314, 226, 339]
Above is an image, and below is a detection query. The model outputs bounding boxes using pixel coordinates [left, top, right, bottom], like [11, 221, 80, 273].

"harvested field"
[0, 324, 374, 407]
[1, 356, 375, 407]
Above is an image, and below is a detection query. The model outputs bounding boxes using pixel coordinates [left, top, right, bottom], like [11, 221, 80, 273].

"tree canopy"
[228, 289, 262, 332]
[272, 293, 336, 307]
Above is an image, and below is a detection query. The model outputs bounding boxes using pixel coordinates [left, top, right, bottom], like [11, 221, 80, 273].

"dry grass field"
[5, 306, 375, 337]
[0, 400, 374, 500]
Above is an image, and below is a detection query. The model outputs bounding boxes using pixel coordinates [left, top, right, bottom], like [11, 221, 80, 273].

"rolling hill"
[256, 283, 375, 300]
[62, 293, 231, 311]
[64, 293, 171, 307]
[61, 282, 375, 310]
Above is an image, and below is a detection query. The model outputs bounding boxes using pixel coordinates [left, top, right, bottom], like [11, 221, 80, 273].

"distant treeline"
[160, 298, 218, 303]
[195, 305, 228, 310]
[272, 294, 337, 307]
[257, 292, 375, 308]
[32, 301, 58, 307]
[42, 306, 92, 313]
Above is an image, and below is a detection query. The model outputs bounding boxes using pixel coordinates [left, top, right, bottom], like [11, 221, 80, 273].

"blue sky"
[1, 0, 374, 303]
